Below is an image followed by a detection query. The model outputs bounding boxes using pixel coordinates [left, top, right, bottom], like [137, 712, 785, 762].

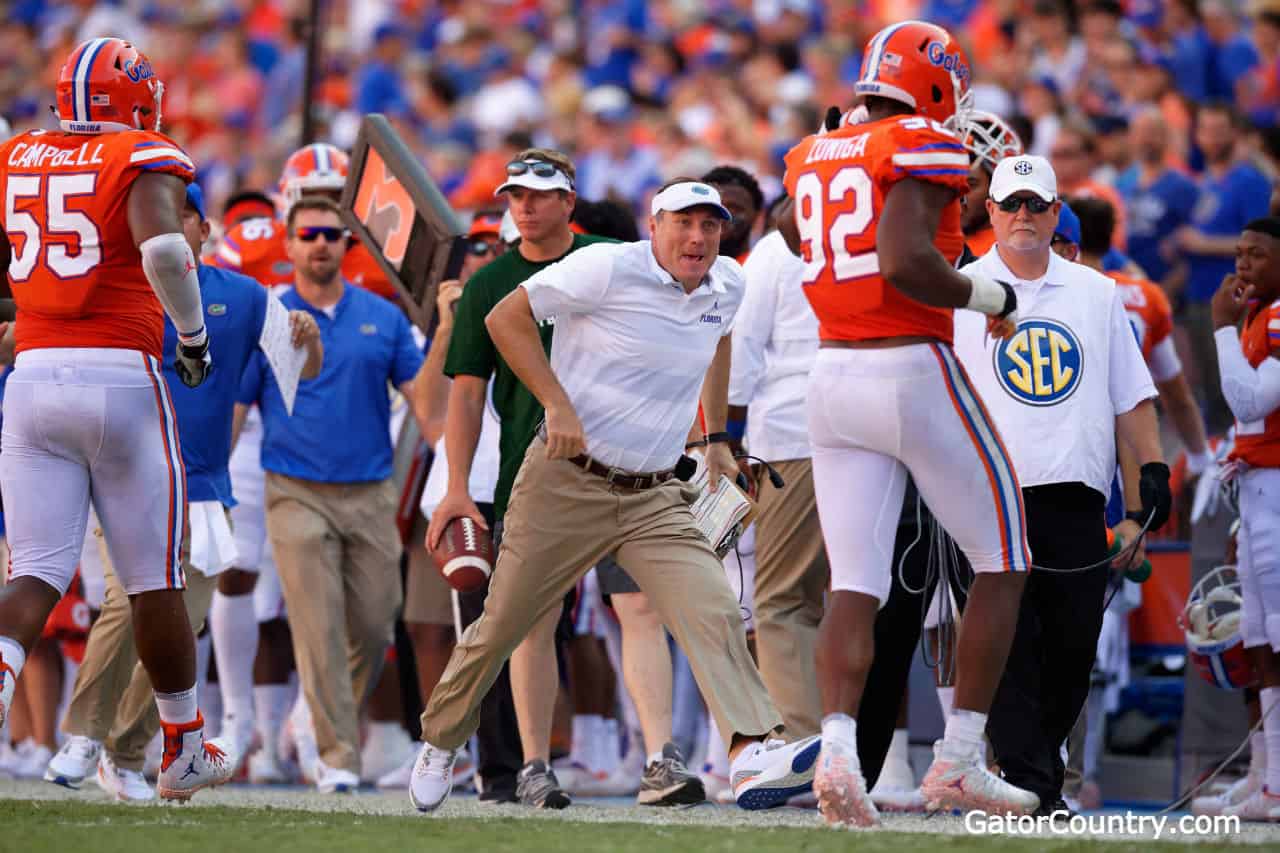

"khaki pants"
[265, 472, 402, 774]
[752, 458, 828, 737]
[61, 531, 217, 771]
[421, 437, 782, 750]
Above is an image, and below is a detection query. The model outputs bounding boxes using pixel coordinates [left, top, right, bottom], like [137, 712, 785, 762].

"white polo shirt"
[955, 247, 1156, 497]
[522, 240, 745, 473]
[728, 230, 818, 462]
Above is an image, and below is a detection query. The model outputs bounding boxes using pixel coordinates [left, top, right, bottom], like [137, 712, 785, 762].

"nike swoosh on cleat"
[790, 740, 821, 774]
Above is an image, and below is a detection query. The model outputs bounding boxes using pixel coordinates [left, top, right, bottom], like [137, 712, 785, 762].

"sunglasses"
[467, 238, 499, 256]
[506, 159, 572, 187]
[996, 196, 1054, 214]
[294, 226, 350, 243]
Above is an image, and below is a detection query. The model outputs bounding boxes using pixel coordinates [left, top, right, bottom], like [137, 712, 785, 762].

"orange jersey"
[1108, 272, 1173, 365]
[966, 225, 996, 256]
[0, 129, 194, 359]
[212, 216, 294, 287]
[214, 217, 396, 301]
[783, 117, 969, 344]
[1230, 298, 1280, 468]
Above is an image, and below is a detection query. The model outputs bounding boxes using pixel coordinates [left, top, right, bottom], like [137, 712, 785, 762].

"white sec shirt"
[728, 230, 819, 463]
[522, 240, 745, 473]
[955, 248, 1156, 498]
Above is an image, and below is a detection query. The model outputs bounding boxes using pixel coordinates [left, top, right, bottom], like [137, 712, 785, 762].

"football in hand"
[431, 516, 494, 593]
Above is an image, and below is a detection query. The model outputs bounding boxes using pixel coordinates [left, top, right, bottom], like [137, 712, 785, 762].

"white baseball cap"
[495, 157, 574, 196]
[650, 181, 732, 221]
[989, 154, 1057, 203]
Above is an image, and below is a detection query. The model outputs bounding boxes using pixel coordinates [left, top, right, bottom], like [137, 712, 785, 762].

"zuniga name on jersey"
[7, 140, 106, 169]
[804, 133, 870, 164]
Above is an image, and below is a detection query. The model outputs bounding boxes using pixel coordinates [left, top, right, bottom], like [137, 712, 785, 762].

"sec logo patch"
[992, 318, 1083, 406]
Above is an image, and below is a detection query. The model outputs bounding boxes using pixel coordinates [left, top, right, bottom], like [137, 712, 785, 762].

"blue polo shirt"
[238, 283, 422, 483]
[1116, 166, 1199, 283]
[163, 264, 268, 506]
[1185, 162, 1271, 303]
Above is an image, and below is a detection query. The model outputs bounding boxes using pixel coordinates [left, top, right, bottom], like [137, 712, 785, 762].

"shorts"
[1237, 466, 1280, 652]
[807, 344, 1030, 605]
[228, 409, 285, 622]
[0, 349, 186, 595]
[403, 512, 454, 627]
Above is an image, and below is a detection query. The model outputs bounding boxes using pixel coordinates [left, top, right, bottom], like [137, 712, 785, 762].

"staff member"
[410, 179, 821, 814]
[726, 224, 826, 739]
[238, 197, 428, 793]
[45, 184, 322, 799]
[955, 155, 1172, 816]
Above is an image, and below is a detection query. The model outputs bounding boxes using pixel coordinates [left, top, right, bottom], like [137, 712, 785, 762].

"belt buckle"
[604, 466, 625, 485]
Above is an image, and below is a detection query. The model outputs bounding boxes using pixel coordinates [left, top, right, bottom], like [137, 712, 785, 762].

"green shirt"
[444, 233, 614, 519]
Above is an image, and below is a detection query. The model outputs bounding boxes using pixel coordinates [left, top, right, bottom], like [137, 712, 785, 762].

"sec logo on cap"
[992, 318, 1083, 406]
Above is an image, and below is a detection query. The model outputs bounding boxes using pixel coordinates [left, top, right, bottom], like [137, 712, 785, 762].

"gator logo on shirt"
[360, 323, 378, 335]
[207, 304, 227, 316]
[992, 318, 1083, 406]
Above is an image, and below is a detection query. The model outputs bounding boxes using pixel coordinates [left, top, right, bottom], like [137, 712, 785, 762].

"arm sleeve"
[1214, 326, 1280, 423]
[1148, 335, 1183, 383]
[1108, 289, 1158, 415]
[728, 240, 781, 406]
[391, 310, 425, 387]
[140, 233, 204, 336]
[521, 244, 615, 323]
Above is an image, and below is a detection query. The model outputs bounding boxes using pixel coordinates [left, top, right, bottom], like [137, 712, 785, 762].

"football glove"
[175, 330, 212, 388]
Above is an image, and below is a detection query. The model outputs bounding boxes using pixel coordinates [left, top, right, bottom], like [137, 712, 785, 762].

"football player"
[213, 143, 396, 300]
[0, 37, 232, 800]
[779, 20, 1038, 826]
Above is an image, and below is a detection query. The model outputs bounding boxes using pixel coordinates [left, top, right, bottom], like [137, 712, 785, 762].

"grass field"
[3, 780, 1276, 852]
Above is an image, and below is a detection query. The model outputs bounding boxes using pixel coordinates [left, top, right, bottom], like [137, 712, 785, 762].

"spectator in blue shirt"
[1204, 0, 1260, 100]
[237, 196, 427, 793]
[49, 183, 322, 796]
[1115, 107, 1200, 286]
[1175, 103, 1273, 430]
[355, 24, 409, 117]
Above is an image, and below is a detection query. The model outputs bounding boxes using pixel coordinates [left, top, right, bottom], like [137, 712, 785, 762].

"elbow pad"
[1215, 327, 1280, 424]
[140, 232, 205, 339]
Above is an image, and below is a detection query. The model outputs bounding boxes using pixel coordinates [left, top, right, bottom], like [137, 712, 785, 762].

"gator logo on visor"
[992, 318, 1083, 406]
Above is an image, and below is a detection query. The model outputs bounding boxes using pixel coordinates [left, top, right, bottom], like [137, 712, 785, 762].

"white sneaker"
[1222, 788, 1280, 822]
[408, 740, 457, 813]
[15, 743, 53, 779]
[220, 713, 256, 772]
[383, 748, 472, 791]
[155, 716, 235, 801]
[869, 742, 924, 813]
[0, 740, 22, 777]
[813, 738, 880, 828]
[360, 722, 415, 784]
[142, 731, 163, 781]
[247, 748, 292, 785]
[920, 742, 1039, 816]
[45, 735, 103, 789]
[731, 735, 821, 810]
[285, 711, 320, 784]
[1193, 767, 1263, 816]
[314, 760, 360, 794]
[96, 754, 156, 802]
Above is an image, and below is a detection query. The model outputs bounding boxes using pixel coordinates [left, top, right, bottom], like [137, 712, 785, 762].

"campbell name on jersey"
[783, 116, 970, 344]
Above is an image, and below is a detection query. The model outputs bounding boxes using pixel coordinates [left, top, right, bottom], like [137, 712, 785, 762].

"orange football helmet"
[279, 143, 350, 209]
[55, 37, 165, 134]
[854, 20, 974, 132]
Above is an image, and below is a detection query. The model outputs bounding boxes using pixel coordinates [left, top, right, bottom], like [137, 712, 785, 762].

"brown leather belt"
[567, 454, 675, 490]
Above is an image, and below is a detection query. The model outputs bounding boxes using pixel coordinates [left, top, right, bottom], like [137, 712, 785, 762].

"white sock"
[570, 714, 599, 767]
[201, 681, 223, 738]
[1253, 731, 1268, 772]
[210, 591, 258, 731]
[0, 636, 27, 682]
[887, 728, 910, 764]
[936, 685, 955, 716]
[1262, 687, 1280, 793]
[705, 713, 729, 777]
[601, 718, 620, 773]
[155, 685, 199, 726]
[254, 683, 291, 756]
[821, 713, 857, 746]
[942, 709, 987, 760]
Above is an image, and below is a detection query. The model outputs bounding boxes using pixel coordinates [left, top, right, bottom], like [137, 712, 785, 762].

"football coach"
[409, 179, 823, 814]
[953, 155, 1171, 816]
